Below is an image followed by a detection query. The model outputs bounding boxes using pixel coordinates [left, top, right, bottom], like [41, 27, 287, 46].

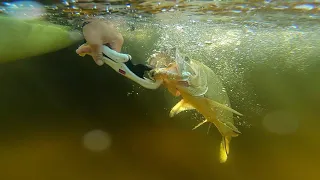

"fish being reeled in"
[148, 49, 243, 163]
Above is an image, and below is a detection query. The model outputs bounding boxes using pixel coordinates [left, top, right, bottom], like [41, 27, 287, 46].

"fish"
[148, 49, 243, 163]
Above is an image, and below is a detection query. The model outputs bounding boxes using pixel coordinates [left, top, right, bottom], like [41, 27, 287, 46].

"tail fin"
[219, 136, 231, 163]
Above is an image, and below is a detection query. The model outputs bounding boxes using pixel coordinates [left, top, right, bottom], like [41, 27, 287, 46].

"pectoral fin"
[169, 99, 195, 117]
[204, 98, 243, 116]
[167, 86, 180, 97]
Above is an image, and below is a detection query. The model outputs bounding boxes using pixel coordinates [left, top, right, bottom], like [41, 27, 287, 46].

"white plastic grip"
[102, 46, 131, 63]
[101, 46, 163, 90]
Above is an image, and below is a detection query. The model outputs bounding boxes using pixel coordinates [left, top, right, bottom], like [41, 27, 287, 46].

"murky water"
[0, 0, 320, 180]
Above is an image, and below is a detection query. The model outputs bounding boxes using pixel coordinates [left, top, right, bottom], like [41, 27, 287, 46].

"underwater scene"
[0, 0, 319, 180]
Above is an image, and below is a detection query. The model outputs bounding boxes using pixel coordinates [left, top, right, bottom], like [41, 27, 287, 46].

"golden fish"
[148, 50, 243, 163]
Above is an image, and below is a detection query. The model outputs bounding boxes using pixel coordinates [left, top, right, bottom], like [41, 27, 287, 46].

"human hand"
[76, 18, 124, 66]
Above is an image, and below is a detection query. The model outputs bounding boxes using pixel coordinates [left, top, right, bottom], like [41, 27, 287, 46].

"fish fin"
[79, 53, 87, 57]
[207, 123, 212, 135]
[215, 118, 241, 135]
[169, 99, 195, 117]
[189, 97, 241, 135]
[219, 136, 231, 163]
[175, 91, 181, 96]
[224, 121, 241, 135]
[204, 98, 243, 116]
[167, 86, 180, 97]
[192, 119, 208, 130]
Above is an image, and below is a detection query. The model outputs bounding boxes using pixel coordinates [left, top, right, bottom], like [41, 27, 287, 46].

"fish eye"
[149, 70, 156, 78]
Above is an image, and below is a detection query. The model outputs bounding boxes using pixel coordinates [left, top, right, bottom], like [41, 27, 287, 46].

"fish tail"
[219, 136, 231, 163]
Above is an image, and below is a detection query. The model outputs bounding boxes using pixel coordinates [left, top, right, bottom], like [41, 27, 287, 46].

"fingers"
[109, 34, 124, 52]
[76, 44, 104, 66]
[83, 27, 103, 45]
[76, 44, 92, 55]
[79, 19, 124, 66]
[92, 54, 104, 66]
[90, 44, 104, 66]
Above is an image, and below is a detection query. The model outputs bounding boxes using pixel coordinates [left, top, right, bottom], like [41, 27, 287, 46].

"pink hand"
[76, 44, 92, 55]
[76, 44, 104, 66]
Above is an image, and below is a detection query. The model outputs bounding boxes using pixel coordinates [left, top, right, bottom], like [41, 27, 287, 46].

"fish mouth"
[147, 69, 157, 81]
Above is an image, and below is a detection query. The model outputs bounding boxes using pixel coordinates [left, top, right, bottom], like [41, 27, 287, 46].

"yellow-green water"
[0, 0, 319, 180]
